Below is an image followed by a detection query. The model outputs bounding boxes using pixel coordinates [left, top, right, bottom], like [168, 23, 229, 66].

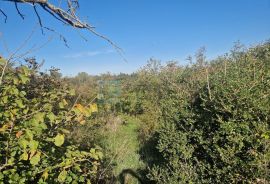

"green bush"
[0, 59, 103, 183]
[147, 43, 270, 183]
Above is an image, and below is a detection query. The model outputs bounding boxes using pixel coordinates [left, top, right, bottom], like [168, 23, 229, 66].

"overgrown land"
[0, 41, 270, 183]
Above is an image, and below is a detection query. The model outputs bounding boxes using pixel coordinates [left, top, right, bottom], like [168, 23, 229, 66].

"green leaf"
[39, 122, 48, 130]
[19, 139, 28, 150]
[59, 102, 64, 109]
[20, 152, 29, 161]
[33, 112, 45, 123]
[7, 157, 15, 165]
[18, 74, 29, 84]
[29, 140, 39, 151]
[59, 99, 68, 109]
[2, 96, 8, 104]
[30, 152, 41, 166]
[54, 134, 65, 147]
[23, 107, 29, 114]
[58, 170, 67, 183]
[25, 129, 33, 140]
[15, 99, 24, 108]
[89, 148, 100, 160]
[261, 132, 270, 139]
[47, 112, 56, 122]
[69, 89, 75, 96]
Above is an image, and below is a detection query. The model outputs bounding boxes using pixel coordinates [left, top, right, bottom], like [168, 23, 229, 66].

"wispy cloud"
[63, 49, 115, 59]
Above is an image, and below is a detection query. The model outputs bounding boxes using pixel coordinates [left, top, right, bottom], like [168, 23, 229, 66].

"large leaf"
[54, 134, 65, 147]
[29, 140, 39, 151]
[15, 99, 24, 108]
[30, 152, 41, 166]
[33, 112, 45, 123]
[58, 170, 67, 183]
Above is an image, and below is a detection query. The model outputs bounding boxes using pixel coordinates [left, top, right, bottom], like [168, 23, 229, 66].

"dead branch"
[1, 0, 123, 54]
[33, 4, 44, 34]
[0, 8, 7, 22]
[14, 1, 24, 19]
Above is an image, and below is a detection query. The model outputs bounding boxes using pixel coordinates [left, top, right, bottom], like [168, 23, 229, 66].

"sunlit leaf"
[15, 99, 24, 108]
[18, 74, 29, 84]
[47, 112, 56, 122]
[30, 152, 41, 166]
[42, 170, 49, 181]
[54, 134, 65, 147]
[58, 170, 67, 183]
[33, 112, 45, 123]
[19, 152, 28, 161]
[29, 140, 39, 151]
[90, 103, 98, 113]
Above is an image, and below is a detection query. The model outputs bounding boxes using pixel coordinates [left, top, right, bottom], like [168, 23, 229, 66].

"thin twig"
[2, 0, 126, 61]
[12, 35, 53, 60]
[33, 4, 44, 34]
[15, 1, 25, 19]
[0, 8, 7, 22]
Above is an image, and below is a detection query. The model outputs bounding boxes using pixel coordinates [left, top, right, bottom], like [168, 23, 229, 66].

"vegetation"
[0, 41, 270, 183]
[121, 42, 270, 183]
[0, 59, 103, 183]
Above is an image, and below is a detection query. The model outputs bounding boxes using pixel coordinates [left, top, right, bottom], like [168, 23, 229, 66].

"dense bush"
[149, 43, 270, 183]
[0, 59, 103, 183]
[121, 43, 270, 183]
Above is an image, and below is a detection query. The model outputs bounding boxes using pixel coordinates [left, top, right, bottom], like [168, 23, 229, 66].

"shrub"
[143, 43, 270, 183]
[0, 59, 103, 183]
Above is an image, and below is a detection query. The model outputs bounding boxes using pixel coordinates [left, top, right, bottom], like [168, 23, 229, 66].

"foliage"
[2, 41, 269, 183]
[146, 43, 270, 183]
[0, 59, 103, 183]
[120, 43, 270, 183]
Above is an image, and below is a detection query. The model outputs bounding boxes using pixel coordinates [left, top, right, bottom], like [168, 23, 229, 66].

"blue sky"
[0, 0, 270, 76]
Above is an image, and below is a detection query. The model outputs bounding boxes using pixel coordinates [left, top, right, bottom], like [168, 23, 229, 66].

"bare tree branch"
[44, 26, 69, 47]
[1, 0, 124, 56]
[33, 4, 44, 34]
[0, 8, 7, 23]
[14, 1, 24, 19]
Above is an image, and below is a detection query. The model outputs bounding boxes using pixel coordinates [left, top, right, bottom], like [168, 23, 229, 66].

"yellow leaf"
[62, 99, 68, 106]
[90, 103, 98, 113]
[0, 123, 10, 133]
[79, 120, 86, 125]
[29, 150, 37, 160]
[74, 104, 85, 112]
[42, 170, 49, 180]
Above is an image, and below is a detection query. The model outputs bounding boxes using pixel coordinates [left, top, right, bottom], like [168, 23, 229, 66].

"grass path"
[103, 115, 145, 184]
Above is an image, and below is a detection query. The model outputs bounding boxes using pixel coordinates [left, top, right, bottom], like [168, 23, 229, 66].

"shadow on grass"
[117, 134, 162, 184]
[119, 169, 143, 184]
[118, 168, 157, 184]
